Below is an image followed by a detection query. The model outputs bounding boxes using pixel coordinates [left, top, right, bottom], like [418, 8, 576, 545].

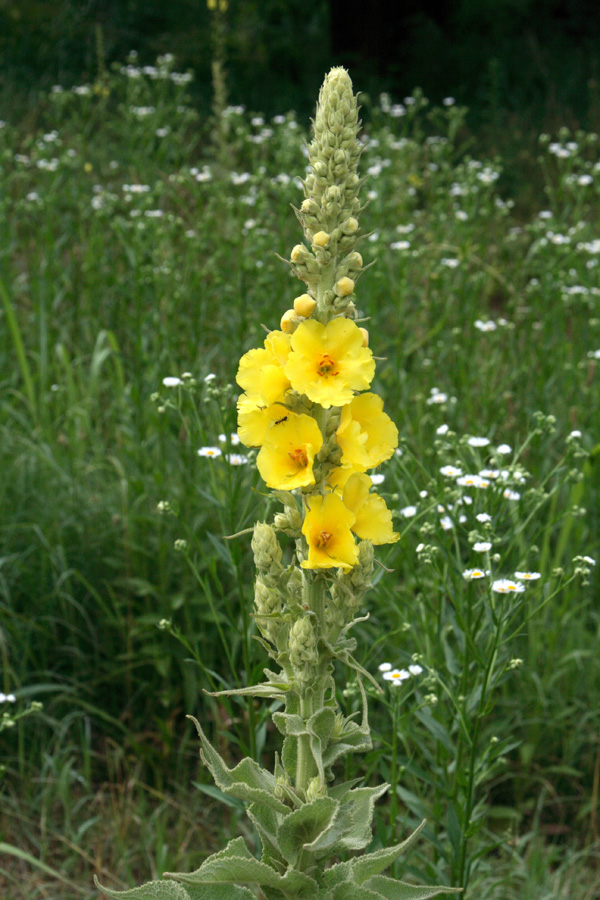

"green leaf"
[206, 683, 288, 700]
[184, 888, 256, 900]
[246, 801, 287, 867]
[363, 876, 462, 899]
[325, 883, 385, 900]
[93, 876, 191, 900]
[277, 796, 340, 865]
[307, 784, 388, 855]
[166, 855, 318, 897]
[189, 717, 289, 815]
[351, 819, 428, 884]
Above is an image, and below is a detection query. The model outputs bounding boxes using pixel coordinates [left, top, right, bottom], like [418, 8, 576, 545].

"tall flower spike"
[97, 67, 457, 900]
[291, 67, 364, 323]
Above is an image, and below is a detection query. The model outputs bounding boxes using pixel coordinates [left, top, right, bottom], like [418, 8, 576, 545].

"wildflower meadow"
[1, 48, 600, 900]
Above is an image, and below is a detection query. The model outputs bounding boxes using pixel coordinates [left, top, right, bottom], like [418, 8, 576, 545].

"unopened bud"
[343, 217, 359, 234]
[313, 231, 331, 248]
[335, 276, 355, 297]
[280, 309, 300, 333]
[293, 293, 316, 317]
[306, 777, 325, 801]
[291, 243, 309, 263]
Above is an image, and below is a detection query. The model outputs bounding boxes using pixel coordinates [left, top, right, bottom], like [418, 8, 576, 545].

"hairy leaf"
[189, 717, 289, 815]
[94, 876, 191, 900]
[277, 796, 339, 864]
[363, 876, 462, 899]
[166, 855, 318, 896]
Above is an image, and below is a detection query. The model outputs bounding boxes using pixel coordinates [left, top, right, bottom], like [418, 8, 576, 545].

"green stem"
[295, 573, 327, 796]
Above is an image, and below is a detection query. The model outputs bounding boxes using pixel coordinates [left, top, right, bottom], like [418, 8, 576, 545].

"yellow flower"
[236, 331, 292, 406]
[257, 413, 323, 489]
[301, 493, 358, 570]
[337, 393, 398, 470]
[284, 318, 375, 409]
[237, 395, 289, 447]
[342, 473, 399, 545]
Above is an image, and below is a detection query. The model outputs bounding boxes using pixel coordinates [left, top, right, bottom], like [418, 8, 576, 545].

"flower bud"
[252, 522, 282, 571]
[343, 217, 359, 234]
[281, 309, 300, 333]
[313, 231, 331, 248]
[306, 776, 325, 801]
[293, 293, 316, 317]
[291, 243, 309, 263]
[288, 616, 318, 670]
[335, 276, 354, 297]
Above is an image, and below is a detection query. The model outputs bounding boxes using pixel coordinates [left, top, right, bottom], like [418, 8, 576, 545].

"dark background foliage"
[1, 0, 600, 127]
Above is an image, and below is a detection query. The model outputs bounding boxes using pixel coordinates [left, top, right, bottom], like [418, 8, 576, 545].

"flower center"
[316, 530, 332, 549]
[317, 353, 339, 377]
[289, 447, 308, 468]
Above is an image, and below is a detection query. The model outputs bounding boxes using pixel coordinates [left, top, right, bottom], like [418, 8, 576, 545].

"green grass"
[0, 57, 599, 897]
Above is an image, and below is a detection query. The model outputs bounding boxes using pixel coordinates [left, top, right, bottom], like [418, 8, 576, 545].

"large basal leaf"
[166, 854, 318, 897]
[189, 717, 289, 815]
[277, 796, 340, 865]
[363, 875, 462, 899]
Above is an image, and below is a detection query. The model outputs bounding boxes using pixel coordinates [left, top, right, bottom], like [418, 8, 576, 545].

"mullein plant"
[97, 68, 459, 900]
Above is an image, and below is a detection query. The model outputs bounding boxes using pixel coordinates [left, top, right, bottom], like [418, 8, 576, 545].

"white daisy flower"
[583, 556, 596, 566]
[476, 513, 492, 523]
[225, 453, 249, 465]
[473, 541, 492, 552]
[479, 469, 499, 479]
[503, 489, 521, 501]
[457, 474, 489, 488]
[408, 664, 423, 675]
[463, 568, 489, 579]
[197, 446, 222, 458]
[162, 376, 182, 387]
[383, 668, 411, 685]
[496, 444, 512, 455]
[474, 319, 497, 332]
[436, 424, 449, 435]
[371, 473, 385, 485]
[515, 571, 541, 581]
[390, 240, 411, 250]
[440, 465, 463, 477]
[400, 505, 417, 518]
[468, 436, 491, 447]
[378, 662, 392, 672]
[492, 579, 526, 594]
[440, 516, 454, 530]
[204, 373, 217, 382]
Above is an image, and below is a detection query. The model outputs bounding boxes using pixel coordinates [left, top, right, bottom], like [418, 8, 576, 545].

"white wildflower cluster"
[378, 661, 424, 687]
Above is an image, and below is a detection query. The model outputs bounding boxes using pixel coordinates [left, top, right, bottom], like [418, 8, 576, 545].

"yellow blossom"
[337, 392, 398, 469]
[236, 331, 292, 406]
[284, 318, 375, 409]
[301, 493, 358, 570]
[257, 413, 323, 489]
[237, 395, 289, 447]
[342, 473, 399, 544]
